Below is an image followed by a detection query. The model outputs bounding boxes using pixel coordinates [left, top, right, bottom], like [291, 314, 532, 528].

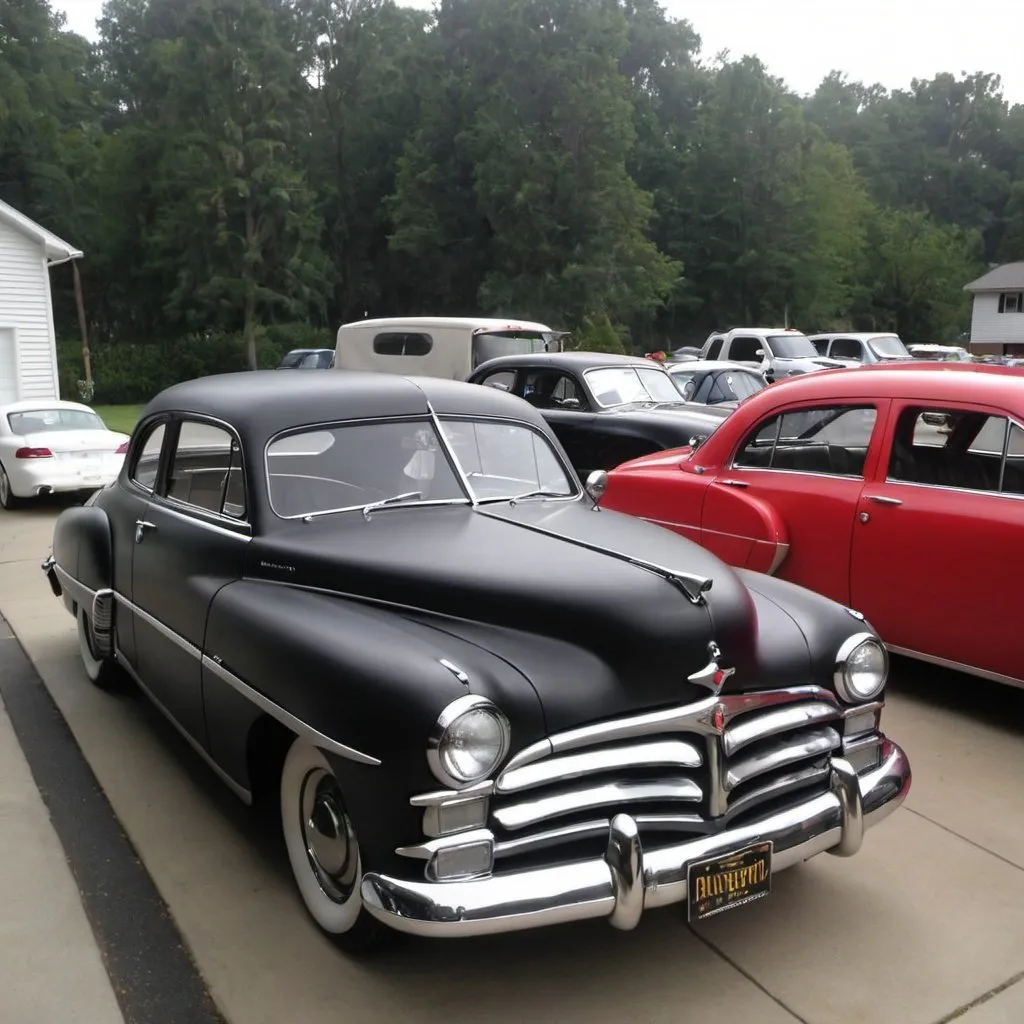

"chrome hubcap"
[300, 768, 358, 903]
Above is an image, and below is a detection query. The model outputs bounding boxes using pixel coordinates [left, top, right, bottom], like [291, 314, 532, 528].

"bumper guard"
[361, 739, 910, 937]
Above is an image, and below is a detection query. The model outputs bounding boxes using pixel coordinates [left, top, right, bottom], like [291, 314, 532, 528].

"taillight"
[15, 447, 53, 459]
[115, 442, 129, 454]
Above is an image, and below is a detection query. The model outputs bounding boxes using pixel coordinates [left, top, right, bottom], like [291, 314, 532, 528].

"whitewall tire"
[0, 463, 17, 510]
[279, 737, 388, 953]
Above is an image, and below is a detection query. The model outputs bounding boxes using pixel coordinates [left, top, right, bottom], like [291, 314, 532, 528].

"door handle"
[134, 519, 156, 543]
[719, 479, 749, 489]
[865, 495, 902, 506]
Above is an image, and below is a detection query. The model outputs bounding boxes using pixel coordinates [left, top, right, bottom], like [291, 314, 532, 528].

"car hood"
[248, 501, 800, 724]
[599, 402, 731, 429]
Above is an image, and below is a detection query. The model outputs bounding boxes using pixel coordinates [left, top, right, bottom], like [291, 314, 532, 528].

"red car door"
[702, 401, 887, 606]
[850, 402, 1024, 682]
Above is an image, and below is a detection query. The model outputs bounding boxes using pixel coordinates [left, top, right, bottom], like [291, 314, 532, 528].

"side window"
[888, 408, 1006, 493]
[734, 406, 877, 477]
[729, 336, 763, 363]
[480, 369, 516, 392]
[522, 372, 583, 410]
[1003, 422, 1024, 496]
[372, 332, 433, 356]
[831, 338, 864, 362]
[130, 423, 166, 491]
[166, 421, 246, 519]
[705, 338, 723, 360]
[811, 338, 830, 355]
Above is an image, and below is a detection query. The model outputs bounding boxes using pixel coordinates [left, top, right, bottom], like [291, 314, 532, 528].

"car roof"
[140, 370, 551, 443]
[751, 362, 1024, 403]
[666, 360, 760, 373]
[711, 327, 807, 338]
[473, 351, 661, 372]
[807, 332, 901, 340]
[1, 399, 97, 414]
[338, 316, 555, 333]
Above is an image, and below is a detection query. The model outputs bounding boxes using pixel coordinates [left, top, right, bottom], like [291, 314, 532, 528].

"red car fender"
[701, 481, 790, 575]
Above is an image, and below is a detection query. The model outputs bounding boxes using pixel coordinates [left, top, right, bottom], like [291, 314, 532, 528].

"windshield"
[584, 366, 682, 407]
[8, 408, 105, 434]
[265, 416, 575, 518]
[868, 335, 910, 358]
[472, 331, 552, 367]
[765, 333, 818, 359]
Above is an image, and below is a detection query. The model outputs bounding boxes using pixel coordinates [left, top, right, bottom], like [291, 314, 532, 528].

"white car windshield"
[868, 335, 910, 358]
[584, 366, 682, 407]
[8, 408, 105, 433]
[265, 416, 575, 519]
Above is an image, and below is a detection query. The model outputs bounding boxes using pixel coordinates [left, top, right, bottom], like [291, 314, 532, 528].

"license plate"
[687, 841, 773, 922]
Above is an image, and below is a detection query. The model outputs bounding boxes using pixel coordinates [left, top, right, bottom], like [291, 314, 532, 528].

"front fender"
[202, 581, 546, 873]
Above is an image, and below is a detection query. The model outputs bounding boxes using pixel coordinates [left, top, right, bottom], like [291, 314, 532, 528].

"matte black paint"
[47, 370, 884, 884]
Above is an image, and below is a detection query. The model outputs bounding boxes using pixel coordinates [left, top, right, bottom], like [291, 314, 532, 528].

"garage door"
[0, 328, 17, 404]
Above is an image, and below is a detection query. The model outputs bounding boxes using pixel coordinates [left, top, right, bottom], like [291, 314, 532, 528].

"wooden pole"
[72, 260, 93, 392]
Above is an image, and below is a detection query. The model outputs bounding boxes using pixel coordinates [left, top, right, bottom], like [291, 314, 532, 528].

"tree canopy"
[2, 0, 1020, 384]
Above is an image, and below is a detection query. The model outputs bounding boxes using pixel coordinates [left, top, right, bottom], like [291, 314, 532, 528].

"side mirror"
[754, 349, 764, 358]
[585, 469, 608, 501]
[689, 434, 708, 450]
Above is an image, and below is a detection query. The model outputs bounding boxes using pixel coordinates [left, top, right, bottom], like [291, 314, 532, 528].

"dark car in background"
[42, 369, 910, 952]
[467, 351, 732, 477]
[666, 360, 768, 408]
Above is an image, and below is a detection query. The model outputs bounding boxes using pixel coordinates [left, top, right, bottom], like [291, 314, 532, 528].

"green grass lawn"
[93, 404, 145, 435]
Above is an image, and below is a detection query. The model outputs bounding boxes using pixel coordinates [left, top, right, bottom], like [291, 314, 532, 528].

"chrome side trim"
[765, 541, 790, 575]
[114, 648, 252, 805]
[201, 654, 381, 766]
[722, 700, 840, 756]
[438, 658, 469, 685]
[885, 644, 1024, 691]
[123, 595, 201, 660]
[492, 779, 703, 832]
[724, 726, 840, 792]
[496, 739, 704, 795]
[52, 563, 95, 609]
[150, 498, 252, 539]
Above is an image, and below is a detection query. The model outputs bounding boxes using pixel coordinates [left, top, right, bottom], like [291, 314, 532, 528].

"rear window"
[373, 333, 433, 356]
[472, 331, 550, 367]
[8, 408, 105, 433]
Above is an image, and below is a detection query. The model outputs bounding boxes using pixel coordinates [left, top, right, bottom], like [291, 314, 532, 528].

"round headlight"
[428, 695, 510, 788]
[834, 633, 888, 702]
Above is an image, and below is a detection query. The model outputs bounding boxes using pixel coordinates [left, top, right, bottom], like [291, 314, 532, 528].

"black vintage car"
[43, 371, 910, 952]
[467, 352, 731, 477]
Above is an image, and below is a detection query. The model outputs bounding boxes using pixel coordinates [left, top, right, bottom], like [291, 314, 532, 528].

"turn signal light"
[15, 447, 53, 459]
[115, 442, 129, 454]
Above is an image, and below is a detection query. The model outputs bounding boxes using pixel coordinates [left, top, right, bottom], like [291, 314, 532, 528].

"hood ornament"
[688, 641, 735, 695]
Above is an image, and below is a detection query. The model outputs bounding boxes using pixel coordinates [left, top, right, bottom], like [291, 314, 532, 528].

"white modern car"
[0, 400, 129, 510]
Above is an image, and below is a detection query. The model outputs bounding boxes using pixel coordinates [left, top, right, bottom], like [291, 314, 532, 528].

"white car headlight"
[834, 633, 888, 702]
[428, 695, 510, 788]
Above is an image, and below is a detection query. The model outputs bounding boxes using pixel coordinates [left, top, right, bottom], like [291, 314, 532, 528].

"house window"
[998, 292, 1023, 313]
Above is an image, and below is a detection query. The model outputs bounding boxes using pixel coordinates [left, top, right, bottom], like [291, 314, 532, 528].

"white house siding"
[969, 292, 1024, 345]
[0, 219, 58, 400]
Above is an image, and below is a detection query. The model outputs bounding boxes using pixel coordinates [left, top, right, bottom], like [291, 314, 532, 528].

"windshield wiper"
[500, 488, 570, 506]
[361, 490, 424, 520]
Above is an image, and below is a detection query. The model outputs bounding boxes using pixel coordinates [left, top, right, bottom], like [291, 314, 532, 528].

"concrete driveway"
[1, 499, 1023, 1024]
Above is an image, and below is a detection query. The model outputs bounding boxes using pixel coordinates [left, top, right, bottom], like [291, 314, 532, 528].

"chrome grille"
[490, 686, 844, 863]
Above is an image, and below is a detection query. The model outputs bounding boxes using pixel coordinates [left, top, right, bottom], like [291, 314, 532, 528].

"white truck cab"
[701, 327, 845, 381]
[334, 316, 567, 380]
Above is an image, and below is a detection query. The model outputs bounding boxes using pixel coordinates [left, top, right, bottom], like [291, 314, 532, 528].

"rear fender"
[702, 483, 790, 575]
[203, 581, 546, 873]
[51, 505, 114, 616]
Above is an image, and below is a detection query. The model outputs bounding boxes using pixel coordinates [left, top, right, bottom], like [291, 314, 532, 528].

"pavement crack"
[906, 807, 1024, 873]
[687, 925, 810, 1023]
[931, 969, 1024, 1023]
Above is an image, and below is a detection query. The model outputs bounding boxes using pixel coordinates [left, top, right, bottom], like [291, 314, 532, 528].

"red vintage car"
[597, 362, 1024, 688]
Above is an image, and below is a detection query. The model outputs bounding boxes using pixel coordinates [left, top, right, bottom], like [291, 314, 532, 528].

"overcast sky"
[55, 0, 1024, 106]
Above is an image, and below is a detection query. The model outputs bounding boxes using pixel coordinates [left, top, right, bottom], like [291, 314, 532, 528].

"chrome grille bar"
[724, 726, 841, 793]
[723, 701, 840, 756]
[496, 739, 703, 795]
[493, 779, 703, 831]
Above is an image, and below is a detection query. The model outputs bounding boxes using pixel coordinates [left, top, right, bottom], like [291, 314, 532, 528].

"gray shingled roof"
[963, 261, 1024, 292]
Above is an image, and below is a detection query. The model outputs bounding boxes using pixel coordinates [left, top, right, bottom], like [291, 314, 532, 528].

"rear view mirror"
[754, 349, 764, 358]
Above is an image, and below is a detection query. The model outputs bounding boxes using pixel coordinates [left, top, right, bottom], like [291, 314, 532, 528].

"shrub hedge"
[57, 323, 334, 405]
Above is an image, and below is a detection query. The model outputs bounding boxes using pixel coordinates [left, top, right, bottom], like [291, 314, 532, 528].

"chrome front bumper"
[361, 739, 910, 937]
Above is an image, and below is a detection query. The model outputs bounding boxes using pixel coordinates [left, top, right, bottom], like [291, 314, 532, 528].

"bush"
[568, 313, 626, 354]
[57, 323, 335, 405]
